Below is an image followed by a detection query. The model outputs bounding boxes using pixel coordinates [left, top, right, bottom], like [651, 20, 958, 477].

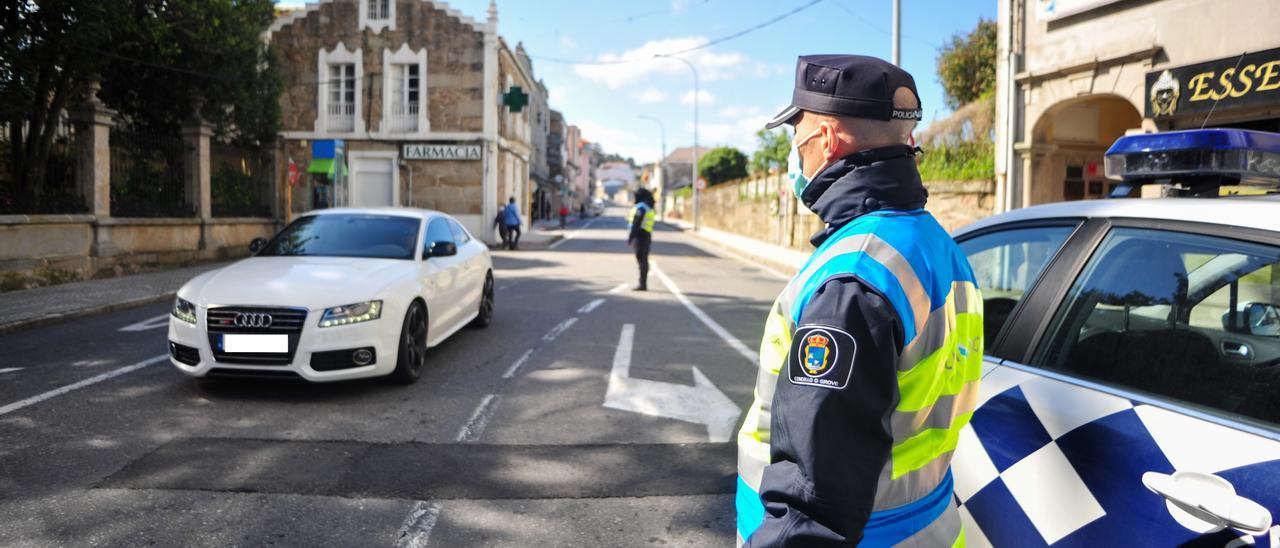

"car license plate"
[221, 334, 288, 353]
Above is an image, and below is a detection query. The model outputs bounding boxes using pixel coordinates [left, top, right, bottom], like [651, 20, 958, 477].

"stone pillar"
[69, 80, 115, 219]
[182, 115, 214, 249]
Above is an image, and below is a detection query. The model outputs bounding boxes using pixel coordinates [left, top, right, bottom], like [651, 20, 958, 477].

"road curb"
[0, 292, 176, 335]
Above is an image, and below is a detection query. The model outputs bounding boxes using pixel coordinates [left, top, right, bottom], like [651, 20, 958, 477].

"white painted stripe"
[455, 394, 501, 443]
[652, 262, 758, 365]
[0, 354, 168, 417]
[394, 500, 442, 548]
[501, 349, 535, 379]
[608, 283, 630, 294]
[118, 314, 171, 332]
[0, 367, 24, 374]
[548, 217, 598, 249]
[578, 298, 605, 315]
[541, 317, 578, 342]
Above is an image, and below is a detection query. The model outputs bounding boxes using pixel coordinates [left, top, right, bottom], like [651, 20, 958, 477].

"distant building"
[994, 0, 1280, 212]
[596, 161, 636, 200]
[661, 146, 712, 191]
[515, 44, 550, 218]
[269, 0, 531, 240]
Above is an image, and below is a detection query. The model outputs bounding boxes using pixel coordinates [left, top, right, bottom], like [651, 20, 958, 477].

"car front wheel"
[389, 301, 428, 384]
[470, 272, 494, 329]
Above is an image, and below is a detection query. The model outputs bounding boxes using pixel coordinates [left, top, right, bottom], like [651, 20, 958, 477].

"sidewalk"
[663, 218, 808, 277]
[0, 262, 231, 334]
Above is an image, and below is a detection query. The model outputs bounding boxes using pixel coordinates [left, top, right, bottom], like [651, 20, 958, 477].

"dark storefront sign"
[1146, 47, 1280, 119]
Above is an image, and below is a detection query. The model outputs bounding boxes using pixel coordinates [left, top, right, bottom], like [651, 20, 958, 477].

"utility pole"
[638, 114, 666, 221]
[892, 0, 901, 66]
[659, 55, 699, 230]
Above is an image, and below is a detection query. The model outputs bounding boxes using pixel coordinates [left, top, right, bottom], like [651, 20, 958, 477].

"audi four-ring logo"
[234, 312, 273, 328]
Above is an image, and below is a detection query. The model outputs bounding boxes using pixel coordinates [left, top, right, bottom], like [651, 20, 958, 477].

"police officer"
[628, 187, 656, 291]
[736, 55, 984, 546]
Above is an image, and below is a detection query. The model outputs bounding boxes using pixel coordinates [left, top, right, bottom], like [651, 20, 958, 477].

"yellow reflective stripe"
[891, 411, 973, 479]
[759, 301, 791, 376]
[896, 312, 983, 412]
[953, 525, 966, 548]
[643, 209, 655, 231]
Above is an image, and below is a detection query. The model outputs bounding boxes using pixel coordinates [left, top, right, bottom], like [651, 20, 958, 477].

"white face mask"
[786, 127, 828, 200]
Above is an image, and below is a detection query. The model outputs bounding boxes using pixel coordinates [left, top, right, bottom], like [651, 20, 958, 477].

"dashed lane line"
[455, 394, 501, 443]
[652, 262, 759, 365]
[608, 283, 630, 294]
[394, 501, 442, 548]
[0, 354, 169, 417]
[501, 349, 535, 380]
[547, 217, 600, 250]
[578, 298, 606, 315]
[541, 317, 578, 342]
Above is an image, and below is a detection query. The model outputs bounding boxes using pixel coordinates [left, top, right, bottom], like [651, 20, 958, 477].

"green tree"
[936, 18, 997, 109]
[749, 128, 790, 175]
[697, 146, 748, 185]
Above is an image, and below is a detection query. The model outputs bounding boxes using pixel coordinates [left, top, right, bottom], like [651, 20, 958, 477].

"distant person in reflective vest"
[628, 187, 656, 291]
[736, 55, 984, 546]
[503, 197, 522, 250]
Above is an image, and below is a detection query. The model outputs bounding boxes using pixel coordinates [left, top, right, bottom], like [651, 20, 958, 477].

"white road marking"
[501, 349, 535, 379]
[548, 217, 599, 250]
[608, 283, 630, 294]
[394, 500, 442, 548]
[0, 367, 24, 374]
[0, 354, 168, 417]
[118, 314, 171, 332]
[652, 262, 759, 365]
[603, 324, 742, 442]
[578, 298, 606, 315]
[456, 394, 501, 443]
[541, 317, 578, 342]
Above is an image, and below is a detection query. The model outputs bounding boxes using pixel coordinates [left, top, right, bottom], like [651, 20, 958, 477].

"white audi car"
[167, 208, 493, 384]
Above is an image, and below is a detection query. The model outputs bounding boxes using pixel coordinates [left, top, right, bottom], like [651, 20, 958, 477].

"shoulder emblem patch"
[788, 326, 856, 389]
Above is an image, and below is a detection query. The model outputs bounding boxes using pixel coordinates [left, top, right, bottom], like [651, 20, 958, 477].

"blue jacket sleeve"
[746, 275, 904, 547]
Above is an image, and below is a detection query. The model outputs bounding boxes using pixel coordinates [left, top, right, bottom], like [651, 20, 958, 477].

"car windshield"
[257, 214, 420, 260]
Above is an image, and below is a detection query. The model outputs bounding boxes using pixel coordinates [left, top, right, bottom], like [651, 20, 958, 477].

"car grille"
[206, 306, 307, 365]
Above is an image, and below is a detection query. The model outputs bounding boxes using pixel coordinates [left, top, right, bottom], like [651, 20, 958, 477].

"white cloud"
[574, 119, 666, 165]
[548, 85, 572, 105]
[680, 89, 715, 105]
[572, 37, 760, 89]
[635, 88, 668, 103]
[687, 113, 771, 153]
[719, 105, 764, 119]
[559, 36, 577, 50]
[671, 0, 691, 14]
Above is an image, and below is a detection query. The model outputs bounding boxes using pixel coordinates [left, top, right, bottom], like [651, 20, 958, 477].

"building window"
[359, 0, 395, 31]
[327, 63, 356, 132]
[388, 64, 419, 133]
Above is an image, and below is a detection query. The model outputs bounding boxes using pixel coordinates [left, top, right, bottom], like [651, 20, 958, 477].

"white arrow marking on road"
[0, 367, 23, 374]
[603, 324, 742, 442]
[118, 314, 171, 332]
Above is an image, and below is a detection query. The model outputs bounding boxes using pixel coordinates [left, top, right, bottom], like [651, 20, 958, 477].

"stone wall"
[667, 174, 995, 253]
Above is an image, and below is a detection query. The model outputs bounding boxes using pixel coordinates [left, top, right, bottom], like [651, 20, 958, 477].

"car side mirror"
[249, 237, 267, 254]
[1244, 302, 1280, 337]
[428, 241, 457, 258]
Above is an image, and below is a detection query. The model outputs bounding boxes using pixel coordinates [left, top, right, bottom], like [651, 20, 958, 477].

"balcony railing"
[327, 102, 355, 132]
[386, 101, 419, 133]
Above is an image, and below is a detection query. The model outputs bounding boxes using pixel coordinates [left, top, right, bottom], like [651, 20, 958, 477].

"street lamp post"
[638, 114, 666, 221]
[657, 54, 699, 230]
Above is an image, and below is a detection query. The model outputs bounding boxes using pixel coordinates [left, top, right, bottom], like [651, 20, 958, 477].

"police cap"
[765, 54, 923, 129]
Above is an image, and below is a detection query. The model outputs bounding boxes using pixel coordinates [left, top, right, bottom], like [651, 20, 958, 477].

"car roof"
[301, 207, 445, 221]
[954, 197, 1280, 237]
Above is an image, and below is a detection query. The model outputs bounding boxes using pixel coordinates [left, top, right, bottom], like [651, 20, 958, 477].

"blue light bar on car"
[1104, 129, 1280, 183]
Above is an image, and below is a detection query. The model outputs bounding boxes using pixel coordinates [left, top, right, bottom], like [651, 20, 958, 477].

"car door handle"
[1222, 341, 1252, 359]
[1142, 471, 1272, 535]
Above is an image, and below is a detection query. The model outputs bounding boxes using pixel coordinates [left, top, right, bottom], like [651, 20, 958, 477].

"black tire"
[470, 272, 495, 328]
[389, 301, 428, 384]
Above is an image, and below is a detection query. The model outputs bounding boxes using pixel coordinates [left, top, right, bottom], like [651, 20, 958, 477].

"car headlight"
[172, 297, 197, 324]
[319, 300, 382, 328]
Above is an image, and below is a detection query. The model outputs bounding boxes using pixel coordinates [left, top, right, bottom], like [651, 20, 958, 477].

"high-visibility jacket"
[629, 203, 655, 233]
[737, 208, 983, 546]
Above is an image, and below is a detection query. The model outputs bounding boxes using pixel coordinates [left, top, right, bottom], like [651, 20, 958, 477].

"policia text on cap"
[736, 55, 984, 546]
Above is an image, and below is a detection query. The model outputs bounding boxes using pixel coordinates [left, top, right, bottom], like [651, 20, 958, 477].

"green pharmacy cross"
[503, 86, 529, 113]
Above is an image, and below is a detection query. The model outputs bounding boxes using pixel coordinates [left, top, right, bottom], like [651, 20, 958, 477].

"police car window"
[1033, 228, 1280, 427]
[448, 219, 471, 244]
[423, 218, 454, 255]
[958, 225, 1075, 355]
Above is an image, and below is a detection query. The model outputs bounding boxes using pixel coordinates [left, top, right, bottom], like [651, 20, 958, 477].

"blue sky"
[281, 0, 996, 164]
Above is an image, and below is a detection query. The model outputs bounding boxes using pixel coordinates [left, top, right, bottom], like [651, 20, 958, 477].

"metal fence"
[211, 143, 273, 218]
[0, 117, 85, 214]
[109, 127, 189, 217]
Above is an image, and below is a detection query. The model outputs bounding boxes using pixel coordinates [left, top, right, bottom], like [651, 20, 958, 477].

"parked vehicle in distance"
[167, 208, 493, 384]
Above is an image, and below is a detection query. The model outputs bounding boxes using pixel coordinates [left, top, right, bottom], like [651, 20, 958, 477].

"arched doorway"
[1027, 95, 1142, 205]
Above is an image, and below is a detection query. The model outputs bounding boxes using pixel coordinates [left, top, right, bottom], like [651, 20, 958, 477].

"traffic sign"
[696, 177, 708, 190]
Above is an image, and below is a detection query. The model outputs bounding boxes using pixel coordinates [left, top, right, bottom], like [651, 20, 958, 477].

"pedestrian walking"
[559, 204, 570, 229]
[627, 187, 655, 291]
[503, 197, 522, 250]
[736, 55, 984, 546]
[492, 205, 510, 249]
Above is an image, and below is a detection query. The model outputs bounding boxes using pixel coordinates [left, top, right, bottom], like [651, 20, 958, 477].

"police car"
[950, 129, 1280, 546]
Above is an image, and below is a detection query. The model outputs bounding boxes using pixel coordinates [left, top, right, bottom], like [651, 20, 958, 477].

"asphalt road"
[0, 207, 788, 547]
